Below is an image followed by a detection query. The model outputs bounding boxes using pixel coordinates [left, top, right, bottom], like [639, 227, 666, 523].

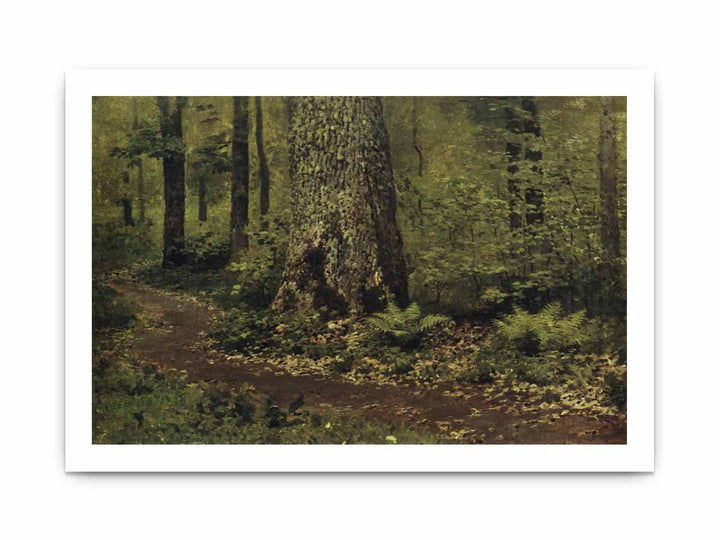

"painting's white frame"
[66, 69, 654, 472]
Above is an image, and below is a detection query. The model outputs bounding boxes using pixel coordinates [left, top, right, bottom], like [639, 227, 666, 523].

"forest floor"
[112, 279, 626, 444]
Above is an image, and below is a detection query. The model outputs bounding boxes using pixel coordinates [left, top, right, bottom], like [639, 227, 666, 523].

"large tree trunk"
[157, 96, 187, 267]
[599, 96, 621, 259]
[230, 97, 250, 259]
[255, 96, 271, 223]
[272, 97, 409, 315]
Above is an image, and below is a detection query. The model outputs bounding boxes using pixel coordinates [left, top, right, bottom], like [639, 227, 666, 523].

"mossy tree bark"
[230, 97, 250, 259]
[157, 96, 187, 267]
[272, 97, 409, 315]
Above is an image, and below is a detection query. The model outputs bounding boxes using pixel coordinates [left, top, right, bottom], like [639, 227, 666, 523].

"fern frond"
[366, 302, 451, 345]
[418, 313, 451, 333]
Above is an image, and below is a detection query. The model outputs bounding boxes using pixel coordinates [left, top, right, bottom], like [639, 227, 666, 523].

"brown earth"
[114, 281, 627, 444]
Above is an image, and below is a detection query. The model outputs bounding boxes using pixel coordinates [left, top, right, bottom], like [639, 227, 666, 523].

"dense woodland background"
[93, 96, 626, 316]
[91, 95, 628, 445]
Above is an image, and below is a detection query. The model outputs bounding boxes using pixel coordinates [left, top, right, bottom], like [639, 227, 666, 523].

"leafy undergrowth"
[92, 280, 137, 335]
[115, 263, 626, 428]
[207, 301, 627, 423]
[93, 331, 437, 445]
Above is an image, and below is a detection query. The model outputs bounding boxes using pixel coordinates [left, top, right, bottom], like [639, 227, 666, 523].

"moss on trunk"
[273, 97, 409, 315]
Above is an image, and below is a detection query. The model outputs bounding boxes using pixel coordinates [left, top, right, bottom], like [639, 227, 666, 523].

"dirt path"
[115, 281, 626, 444]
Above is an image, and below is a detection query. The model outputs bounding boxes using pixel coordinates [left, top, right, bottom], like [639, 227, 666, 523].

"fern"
[367, 302, 451, 346]
[494, 302, 586, 355]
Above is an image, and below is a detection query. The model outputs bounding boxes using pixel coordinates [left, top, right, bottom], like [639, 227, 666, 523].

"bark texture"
[599, 96, 621, 258]
[272, 97, 409, 314]
[230, 97, 250, 258]
[157, 96, 187, 267]
[256, 96, 271, 221]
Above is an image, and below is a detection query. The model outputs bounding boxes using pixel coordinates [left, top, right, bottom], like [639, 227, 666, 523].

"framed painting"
[65, 69, 653, 471]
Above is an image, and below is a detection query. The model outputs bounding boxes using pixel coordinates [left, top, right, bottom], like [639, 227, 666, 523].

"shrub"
[183, 231, 229, 271]
[209, 306, 343, 358]
[604, 372, 627, 411]
[367, 302, 451, 348]
[209, 308, 274, 354]
[228, 223, 287, 307]
[92, 281, 136, 334]
[92, 222, 154, 268]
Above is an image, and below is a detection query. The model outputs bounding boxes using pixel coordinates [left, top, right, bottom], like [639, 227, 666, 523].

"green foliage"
[93, 357, 436, 444]
[604, 372, 627, 411]
[228, 222, 287, 307]
[465, 303, 596, 386]
[209, 308, 274, 354]
[182, 231, 229, 271]
[92, 281, 136, 334]
[493, 302, 587, 356]
[367, 302, 451, 347]
[111, 124, 184, 161]
[93, 223, 154, 268]
[209, 305, 335, 357]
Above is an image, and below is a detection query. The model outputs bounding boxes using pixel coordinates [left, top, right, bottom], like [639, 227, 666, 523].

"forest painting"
[92, 96, 627, 445]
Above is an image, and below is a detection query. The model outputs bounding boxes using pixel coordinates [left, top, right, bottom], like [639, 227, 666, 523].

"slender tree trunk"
[599, 96, 621, 259]
[136, 158, 145, 224]
[230, 96, 250, 258]
[198, 175, 208, 222]
[504, 98, 545, 230]
[504, 102, 524, 230]
[121, 170, 135, 227]
[506, 144, 524, 230]
[411, 97, 424, 176]
[132, 98, 146, 225]
[598, 96, 624, 317]
[522, 98, 544, 225]
[256, 96, 271, 224]
[157, 96, 187, 267]
[272, 97, 409, 315]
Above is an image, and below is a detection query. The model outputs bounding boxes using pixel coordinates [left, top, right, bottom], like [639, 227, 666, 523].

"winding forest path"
[114, 281, 626, 444]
